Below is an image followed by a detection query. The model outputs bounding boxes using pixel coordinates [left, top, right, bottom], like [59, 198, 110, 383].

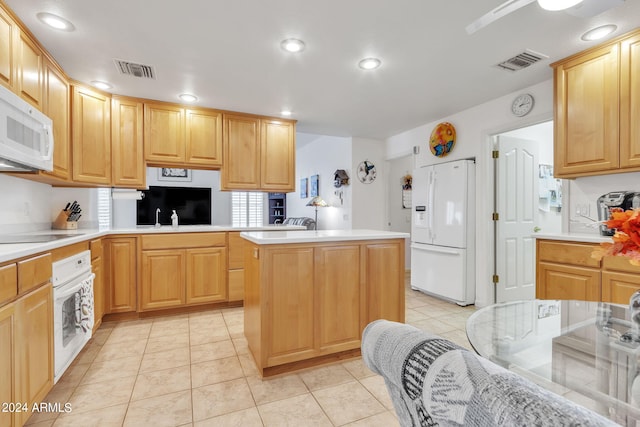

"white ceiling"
[6, 0, 640, 139]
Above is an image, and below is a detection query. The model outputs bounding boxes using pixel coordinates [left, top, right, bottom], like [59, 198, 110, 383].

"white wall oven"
[52, 250, 94, 383]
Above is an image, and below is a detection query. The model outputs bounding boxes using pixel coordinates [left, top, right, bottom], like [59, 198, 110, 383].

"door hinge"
[492, 212, 499, 221]
[492, 150, 499, 159]
[492, 275, 499, 284]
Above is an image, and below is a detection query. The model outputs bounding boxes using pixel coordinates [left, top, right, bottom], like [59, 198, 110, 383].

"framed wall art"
[310, 174, 319, 197]
[158, 168, 192, 182]
[300, 177, 308, 198]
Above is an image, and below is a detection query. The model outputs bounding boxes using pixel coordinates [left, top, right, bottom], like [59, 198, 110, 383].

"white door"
[496, 136, 538, 302]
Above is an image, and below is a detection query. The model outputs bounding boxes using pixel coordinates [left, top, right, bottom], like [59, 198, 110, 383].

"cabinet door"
[554, 43, 619, 177]
[266, 247, 315, 366]
[17, 284, 53, 425]
[43, 59, 71, 181]
[144, 103, 184, 164]
[316, 245, 361, 353]
[222, 114, 260, 190]
[112, 97, 145, 187]
[537, 262, 601, 301]
[0, 7, 16, 90]
[72, 86, 111, 184]
[0, 302, 18, 427]
[186, 108, 222, 167]
[16, 31, 43, 109]
[364, 241, 405, 323]
[104, 238, 137, 313]
[620, 33, 640, 169]
[602, 271, 640, 305]
[261, 119, 295, 191]
[186, 247, 226, 304]
[228, 231, 245, 270]
[228, 269, 244, 302]
[140, 250, 186, 311]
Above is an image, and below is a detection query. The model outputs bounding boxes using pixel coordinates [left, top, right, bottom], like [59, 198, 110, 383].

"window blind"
[97, 188, 111, 229]
[232, 192, 264, 227]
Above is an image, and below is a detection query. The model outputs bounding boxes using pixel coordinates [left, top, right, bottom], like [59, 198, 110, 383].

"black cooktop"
[0, 234, 83, 244]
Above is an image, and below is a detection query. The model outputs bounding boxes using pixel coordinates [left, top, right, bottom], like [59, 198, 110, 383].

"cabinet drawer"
[141, 232, 226, 250]
[537, 240, 600, 268]
[0, 263, 17, 304]
[90, 239, 103, 260]
[17, 253, 52, 294]
[602, 255, 640, 274]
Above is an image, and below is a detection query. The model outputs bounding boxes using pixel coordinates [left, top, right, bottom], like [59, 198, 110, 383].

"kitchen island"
[240, 229, 409, 376]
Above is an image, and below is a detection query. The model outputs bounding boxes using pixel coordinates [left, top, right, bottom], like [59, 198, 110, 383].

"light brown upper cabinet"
[0, 6, 17, 90]
[16, 30, 43, 110]
[112, 96, 145, 188]
[43, 58, 71, 181]
[144, 102, 222, 168]
[71, 85, 111, 185]
[222, 114, 295, 191]
[553, 28, 640, 178]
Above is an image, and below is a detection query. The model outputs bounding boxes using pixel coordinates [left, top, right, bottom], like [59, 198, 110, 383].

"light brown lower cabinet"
[139, 233, 226, 311]
[0, 302, 18, 427]
[90, 239, 104, 331]
[536, 239, 640, 304]
[104, 237, 137, 314]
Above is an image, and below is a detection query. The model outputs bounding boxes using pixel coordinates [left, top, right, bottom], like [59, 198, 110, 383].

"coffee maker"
[597, 191, 640, 236]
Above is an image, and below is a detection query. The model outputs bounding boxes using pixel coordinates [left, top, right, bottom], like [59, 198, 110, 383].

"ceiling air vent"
[113, 59, 156, 79]
[496, 49, 548, 72]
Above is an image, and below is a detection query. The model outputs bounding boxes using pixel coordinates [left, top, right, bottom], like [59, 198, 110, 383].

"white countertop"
[0, 225, 306, 264]
[240, 229, 410, 245]
[533, 232, 611, 244]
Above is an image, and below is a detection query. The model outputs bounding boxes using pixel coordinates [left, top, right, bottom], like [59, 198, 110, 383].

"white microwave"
[0, 84, 53, 172]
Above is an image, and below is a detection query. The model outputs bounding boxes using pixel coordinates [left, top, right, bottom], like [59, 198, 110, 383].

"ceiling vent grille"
[113, 59, 156, 79]
[496, 49, 548, 72]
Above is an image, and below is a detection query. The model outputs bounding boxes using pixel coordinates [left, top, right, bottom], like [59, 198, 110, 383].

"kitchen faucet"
[155, 208, 161, 228]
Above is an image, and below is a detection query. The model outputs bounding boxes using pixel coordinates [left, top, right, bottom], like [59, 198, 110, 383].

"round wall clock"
[429, 122, 456, 157]
[511, 93, 534, 117]
[357, 160, 377, 184]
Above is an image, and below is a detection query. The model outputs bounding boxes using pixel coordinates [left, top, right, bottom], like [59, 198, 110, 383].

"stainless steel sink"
[0, 234, 84, 244]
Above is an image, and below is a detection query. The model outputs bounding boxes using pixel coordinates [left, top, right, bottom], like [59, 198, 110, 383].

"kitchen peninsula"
[240, 229, 408, 376]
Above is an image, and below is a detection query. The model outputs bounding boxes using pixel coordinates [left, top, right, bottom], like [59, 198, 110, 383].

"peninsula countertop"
[0, 224, 305, 264]
[240, 229, 410, 245]
[533, 232, 610, 244]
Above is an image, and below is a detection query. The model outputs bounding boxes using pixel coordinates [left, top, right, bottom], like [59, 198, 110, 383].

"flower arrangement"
[592, 208, 640, 265]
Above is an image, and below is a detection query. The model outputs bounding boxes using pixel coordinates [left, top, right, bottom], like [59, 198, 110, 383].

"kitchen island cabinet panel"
[364, 242, 405, 323]
[266, 247, 315, 366]
[316, 246, 362, 353]
[0, 302, 18, 427]
[104, 237, 137, 313]
[140, 250, 186, 311]
[185, 247, 226, 304]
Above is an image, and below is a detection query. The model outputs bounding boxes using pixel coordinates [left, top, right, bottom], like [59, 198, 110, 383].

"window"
[232, 192, 264, 227]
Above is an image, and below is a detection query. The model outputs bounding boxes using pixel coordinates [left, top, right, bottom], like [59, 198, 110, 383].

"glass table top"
[466, 300, 640, 426]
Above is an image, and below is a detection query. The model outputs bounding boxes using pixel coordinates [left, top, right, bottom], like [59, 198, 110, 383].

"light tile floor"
[26, 275, 475, 427]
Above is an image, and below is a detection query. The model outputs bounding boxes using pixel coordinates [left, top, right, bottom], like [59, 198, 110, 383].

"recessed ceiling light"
[36, 12, 75, 31]
[537, 0, 584, 11]
[178, 93, 198, 103]
[91, 80, 112, 90]
[358, 58, 382, 70]
[581, 24, 617, 41]
[280, 110, 292, 116]
[281, 39, 305, 53]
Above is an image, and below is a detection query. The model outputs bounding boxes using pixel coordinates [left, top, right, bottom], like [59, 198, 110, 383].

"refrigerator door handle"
[429, 170, 435, 240]
[411, 244, 461, 255]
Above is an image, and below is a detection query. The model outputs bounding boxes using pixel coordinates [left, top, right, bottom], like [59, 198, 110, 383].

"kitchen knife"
[64, 202, 70, 211]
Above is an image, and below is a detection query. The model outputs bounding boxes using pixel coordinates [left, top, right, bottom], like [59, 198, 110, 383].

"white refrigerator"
[410, 159, 475, 306]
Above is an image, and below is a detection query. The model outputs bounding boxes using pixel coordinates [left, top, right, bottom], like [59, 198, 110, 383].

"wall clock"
[511, 93, 534, 117]
[357, 160, 377, 184]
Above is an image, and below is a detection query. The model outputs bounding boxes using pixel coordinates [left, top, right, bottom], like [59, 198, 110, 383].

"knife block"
[52, 210, 78, 230]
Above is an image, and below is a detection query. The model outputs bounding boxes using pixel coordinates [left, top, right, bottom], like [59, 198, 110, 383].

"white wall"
[387, 155, 413, 270]
[352, 138, 387, 230]
[287, 134, 352, 230]
[112, 168, 231, 228]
